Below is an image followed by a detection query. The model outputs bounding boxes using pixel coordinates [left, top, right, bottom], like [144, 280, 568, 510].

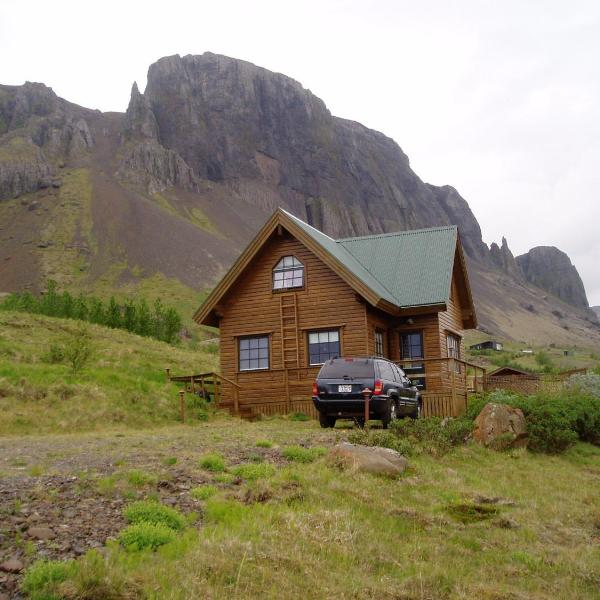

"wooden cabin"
[193, 208, 481, 419]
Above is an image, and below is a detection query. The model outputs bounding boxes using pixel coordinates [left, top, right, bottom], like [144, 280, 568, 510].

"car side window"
[378, 361, 395, 382]
[391, 364, 402, 383]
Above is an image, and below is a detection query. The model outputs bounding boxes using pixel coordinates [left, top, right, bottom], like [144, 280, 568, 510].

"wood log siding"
[212, 228, 472, 417]
[219, 232, 368, 407]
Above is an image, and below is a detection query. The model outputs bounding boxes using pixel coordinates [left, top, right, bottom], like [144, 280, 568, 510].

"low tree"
[64, 324, 94, 373]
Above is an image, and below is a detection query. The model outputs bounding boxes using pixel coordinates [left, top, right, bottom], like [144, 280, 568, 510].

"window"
[239, 336, 269, 371]
[374, 329, 384, 357]
[401, 332, 423, 360]
[273, 256, 304, 290]
[308, 329, 340, 365]
[447, 333, 461, 373]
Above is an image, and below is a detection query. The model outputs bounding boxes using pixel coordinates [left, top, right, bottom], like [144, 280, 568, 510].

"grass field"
[1, 313, 599, 599]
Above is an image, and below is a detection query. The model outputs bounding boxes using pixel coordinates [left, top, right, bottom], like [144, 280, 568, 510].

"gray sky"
[1, 0, 599, 305]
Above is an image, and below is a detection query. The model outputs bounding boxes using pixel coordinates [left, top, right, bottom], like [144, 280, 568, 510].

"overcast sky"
[1, 0, 599, 305]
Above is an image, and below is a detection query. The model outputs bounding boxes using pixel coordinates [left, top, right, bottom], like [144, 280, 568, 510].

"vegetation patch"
[231, 462, 276, 481]
[124, 500, 186, 530]
[190, 484, 218, 500]
[445, 502, 500, 523]
[198, 453, 226, 472]
[118, 521, 176, 551]
[21, 559, 76, 600]
[282, 445, 326, 463]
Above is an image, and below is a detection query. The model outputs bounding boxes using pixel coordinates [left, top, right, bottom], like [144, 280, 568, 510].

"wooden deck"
[167, 357, 486, 420]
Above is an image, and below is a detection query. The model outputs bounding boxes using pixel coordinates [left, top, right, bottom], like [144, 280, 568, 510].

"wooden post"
[179, 390, 185, 423]
[362, 387, 372, 431]
[213, 373, 220, 405]
[451, 359, 457, 416]
[233, 386, 239, 416]
[200, 375, 206, 400]
[190, 375, 196, 394]
[165, 368, 171, 382]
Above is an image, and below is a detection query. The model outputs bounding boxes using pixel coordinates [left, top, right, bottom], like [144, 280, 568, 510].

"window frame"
[399, 330, 426, 390]
[446, 332, 461, 373]
[238, 334, 270, 372]
[307, 328, 341, 366]
[272, 255, 305, 291]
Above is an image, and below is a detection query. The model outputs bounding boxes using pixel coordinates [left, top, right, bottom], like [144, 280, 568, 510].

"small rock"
[72, 545, 85, 556]
[0, 558, 24, 573]
[28, 526, 56, 540]
[328, 442, 408, 477]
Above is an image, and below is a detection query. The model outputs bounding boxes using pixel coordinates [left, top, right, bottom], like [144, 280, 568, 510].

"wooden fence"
[481, 368, 586, 396]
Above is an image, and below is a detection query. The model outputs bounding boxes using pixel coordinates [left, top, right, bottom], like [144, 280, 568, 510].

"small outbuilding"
[469, 340, 503, 351]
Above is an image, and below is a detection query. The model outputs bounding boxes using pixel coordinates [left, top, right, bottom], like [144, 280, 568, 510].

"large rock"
[516, 246, 589, 308]
[328, 442, 408, 477]
[473, 403, 528, 450]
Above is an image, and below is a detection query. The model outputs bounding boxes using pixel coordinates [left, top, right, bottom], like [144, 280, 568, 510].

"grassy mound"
[0, 311, 217, 434]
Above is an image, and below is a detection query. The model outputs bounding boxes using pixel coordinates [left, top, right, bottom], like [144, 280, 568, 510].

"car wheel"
[319, 413, 336, 428]
[381, 399, 398, 429]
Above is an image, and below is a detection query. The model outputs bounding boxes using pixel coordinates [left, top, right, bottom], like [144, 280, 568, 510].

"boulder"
[328, 442, 408, 477]
[473, 403, 528, 449]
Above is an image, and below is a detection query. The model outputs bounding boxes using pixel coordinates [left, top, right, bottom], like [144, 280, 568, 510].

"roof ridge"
[278, 208, 337, 242]
[336, 224, 458, 243]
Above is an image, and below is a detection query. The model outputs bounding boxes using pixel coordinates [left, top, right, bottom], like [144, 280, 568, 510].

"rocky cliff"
[516, 247, 589, 309]
[0, 53, 597, 346]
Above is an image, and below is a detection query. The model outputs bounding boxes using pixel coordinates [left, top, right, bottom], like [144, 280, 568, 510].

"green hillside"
[0, 311, 217, 435]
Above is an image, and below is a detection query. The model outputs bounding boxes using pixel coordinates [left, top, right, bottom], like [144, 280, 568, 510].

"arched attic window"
[273, 256, 304, 290]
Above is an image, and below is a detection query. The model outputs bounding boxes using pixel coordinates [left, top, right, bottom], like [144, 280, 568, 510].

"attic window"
[273, 256, 304, 290]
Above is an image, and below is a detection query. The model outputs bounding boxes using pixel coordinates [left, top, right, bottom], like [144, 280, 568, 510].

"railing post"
[179, 390, 185, 423]
[213, 373, 220, 405]
[165, 368, 171, 382]
[284, 369, 290, 413]
[234, 386, 239, 416]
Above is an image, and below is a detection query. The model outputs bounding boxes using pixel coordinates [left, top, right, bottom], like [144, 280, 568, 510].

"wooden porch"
[167, 357, 487, 420]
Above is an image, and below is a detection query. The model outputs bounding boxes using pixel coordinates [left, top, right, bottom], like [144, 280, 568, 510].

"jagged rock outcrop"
[0, 82, 94, 200]
[141, 53, 491, 257]
[592, 306, 600, 320]
[516, 246, 589, 308]
[490, 237, 523, 280]
[117, 82, 199, 194]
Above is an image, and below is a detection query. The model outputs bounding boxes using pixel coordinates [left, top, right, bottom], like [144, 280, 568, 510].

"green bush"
[199, 453, 226, 472]
[467, 388, 600, 453]
[282, 446, 326, 463]
[255, 439, 273, 448]
[390, 417, 473, 456]
[125, 469, 157, 487]
[64, 324, 94, 373]
[21, 559, 76, 599]
[191, 485, 218, 500]
[289, 412, 310, 421]
[118, 521, 176, 551]
[124, 500, 186, 530]
[231, 462, 276, 480]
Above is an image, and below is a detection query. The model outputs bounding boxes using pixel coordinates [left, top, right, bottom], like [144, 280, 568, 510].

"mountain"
[0, 53, 598, 347]
[593, 307, 600, 320]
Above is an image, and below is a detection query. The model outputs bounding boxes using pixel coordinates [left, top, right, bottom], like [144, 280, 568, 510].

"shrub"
[199, 453, 226, 472]
[64, 324, 94, 373]
[255, 439, 273, 448]
[565, 372, 600, 398]
[125, 469, 157, 487]
[124, 500, 186, 530]
[191, 485, 218, 500]
[118, 522, 176, 551]
[41, 343, 65, 364]
[390, 417, 473, 456]
[289, 412, 310, 421]
[282, 446, 326, 463]
[21, 559, 76, 599]
[232, 462, 276, 480]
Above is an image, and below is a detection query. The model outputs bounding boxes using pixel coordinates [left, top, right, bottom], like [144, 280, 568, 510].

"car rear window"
[318, 359, 374, 378]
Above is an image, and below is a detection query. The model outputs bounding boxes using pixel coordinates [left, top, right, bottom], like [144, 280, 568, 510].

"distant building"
[488, 366, 534, 378]
[469, 340, 503, 351]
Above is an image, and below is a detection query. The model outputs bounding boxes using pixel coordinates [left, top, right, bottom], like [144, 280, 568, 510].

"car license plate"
[338, 385, 352, 393]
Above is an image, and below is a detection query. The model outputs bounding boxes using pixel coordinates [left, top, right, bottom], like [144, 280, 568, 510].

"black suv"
[312, 357, 421, 428]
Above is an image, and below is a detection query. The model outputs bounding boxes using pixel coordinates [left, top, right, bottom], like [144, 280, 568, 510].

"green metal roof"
[282, 210, 457, 308]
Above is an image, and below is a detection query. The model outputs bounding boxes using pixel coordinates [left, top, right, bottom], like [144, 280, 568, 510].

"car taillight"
[312, 381, 319, 396]
[373, 379, 383, 395]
